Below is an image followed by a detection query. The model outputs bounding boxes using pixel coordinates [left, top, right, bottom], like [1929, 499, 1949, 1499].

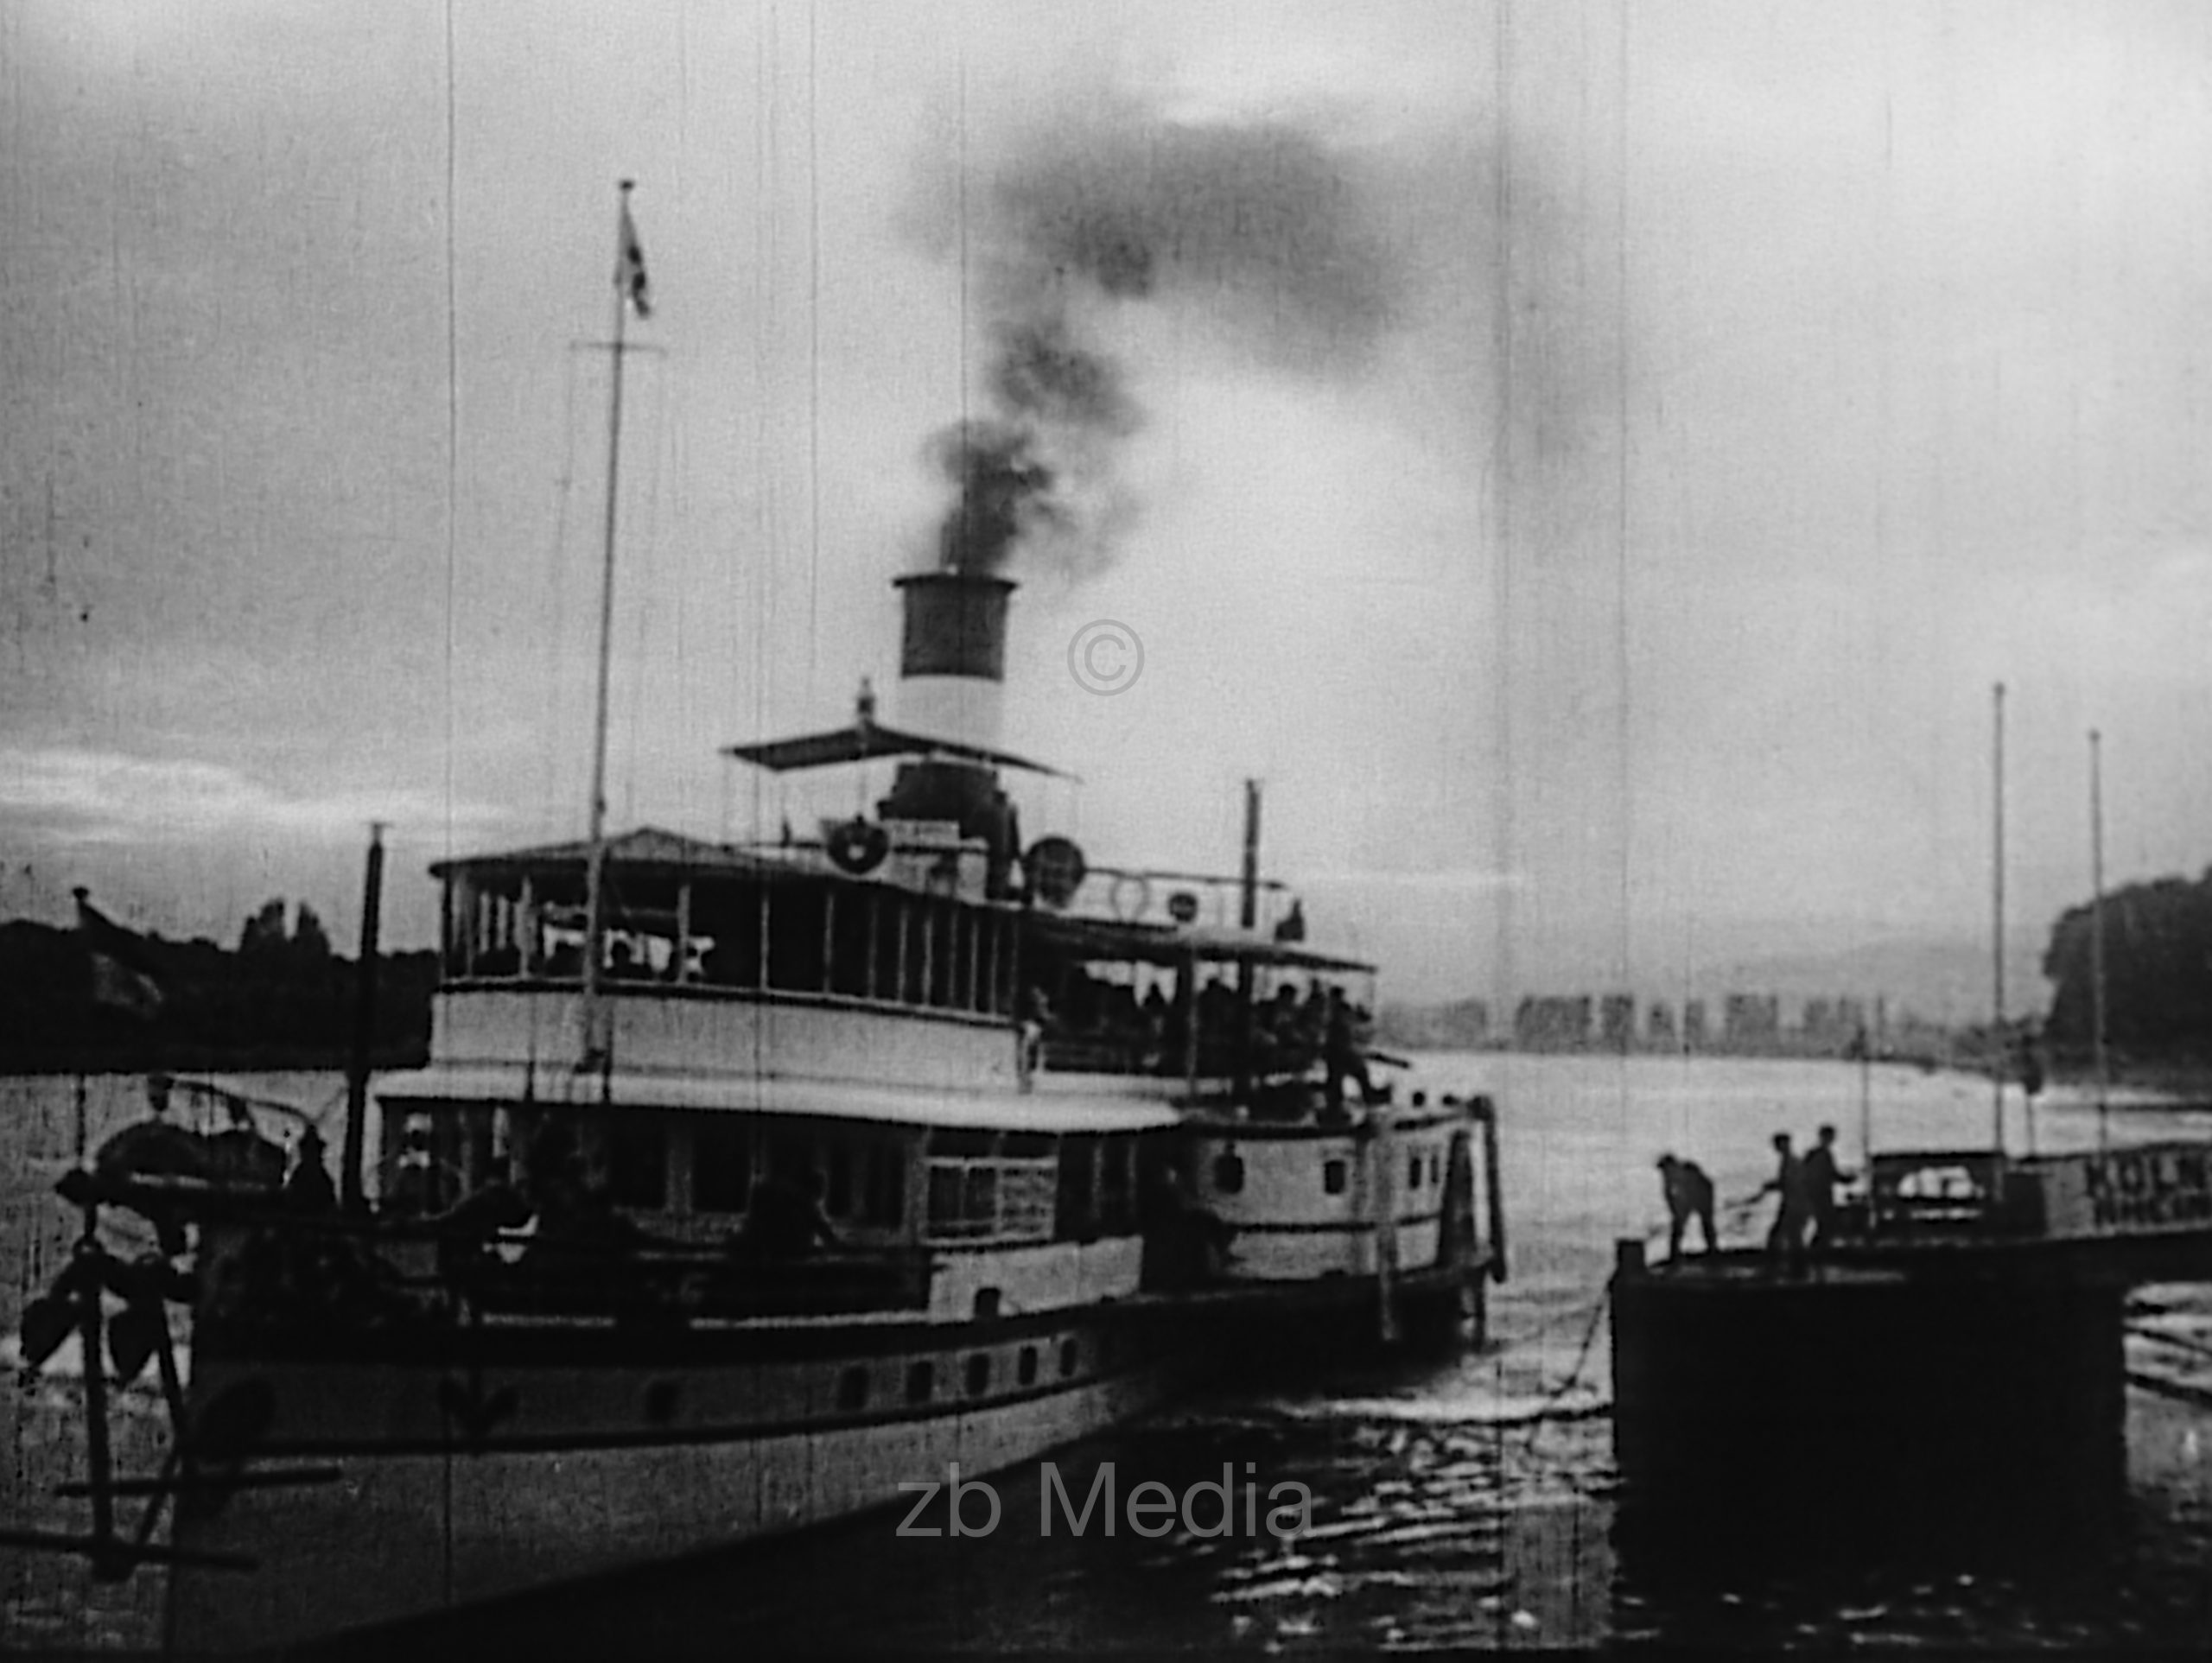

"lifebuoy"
[826, 818, 890, 875]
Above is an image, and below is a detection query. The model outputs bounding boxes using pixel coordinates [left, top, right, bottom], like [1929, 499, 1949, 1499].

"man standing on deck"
[1802, 1124, 1855, 1251]
[1758, 1132, 1810, 1276]
[1655, 1154, 1718, 1260]
[1324, 986, 1373, 1112]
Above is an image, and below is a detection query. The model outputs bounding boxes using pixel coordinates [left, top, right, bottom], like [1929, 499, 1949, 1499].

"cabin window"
[694, 880, 762, 987]
[606, 1119, 668, 1210]
[829, 886, 870, 998]
[826, 1141, 855, 1217]
[955, 908, 976, 1011]
[1430, 1152, 1441, 1186]
[861, 1139, 906, 1227]
[870, 892, 899, 1003]
[693, 1123, 753, 1213]
[976, 916, 998, 1014]
[964, 1353, 991, 1398]
[1407, 1153, 1423, 1190]
[767, 885, 828, 991]
[1058, 1338, 1079, 1378]
[925, 1129, 1056, 1242]
[1098, 1136, 1136, 1233]
[836, 1367, 869, 1412]
[906, 1360, 934, 1405]
[1323, 1158, 1348, 1196]
[963, 1165, 1000, 1223]
[928, 900, 955, 1008]
[900, 898, 925, 1005]
[1018, 1346, 1039, 1387]
[1212, 1153, 1246, 1195]
[927, 1165, 965, 1230]
[1056, 1138, 1097, 1240]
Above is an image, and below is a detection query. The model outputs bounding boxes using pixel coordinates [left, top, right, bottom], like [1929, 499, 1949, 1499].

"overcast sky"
[5, 1, 2210, 1004]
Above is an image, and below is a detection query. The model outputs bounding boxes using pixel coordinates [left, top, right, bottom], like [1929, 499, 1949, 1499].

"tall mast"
[1235, 778, 1261, 1104]
[582, 180, 643, 1076]
[2090, 727, 2109, 1152]
[1991, 681, 2005, 1153]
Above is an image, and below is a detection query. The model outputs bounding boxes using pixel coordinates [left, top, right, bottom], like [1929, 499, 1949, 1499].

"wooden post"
[1371, 1106, 1400, 1344]
[341, 823, 385, 1213]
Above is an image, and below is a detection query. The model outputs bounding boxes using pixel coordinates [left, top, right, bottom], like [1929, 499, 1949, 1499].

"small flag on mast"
[617, 181, 652, 320]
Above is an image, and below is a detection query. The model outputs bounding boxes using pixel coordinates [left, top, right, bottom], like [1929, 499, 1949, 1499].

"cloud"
[0, 745, 505, 847]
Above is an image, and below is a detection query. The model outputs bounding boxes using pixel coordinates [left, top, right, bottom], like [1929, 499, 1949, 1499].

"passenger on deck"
[283, 1125, 338, 1214]
[1196, 976, 1235, 1039]
[1324, 987, 1374, 1112]
[1802, 1124, 1855, 1250]
[1139, 1159, 1232, 1290]
[1655, 1153, 1716, 1260]
[1141, 984, 1170, 1031]
[1759, 1133, 1811, 1276]
[741, 1165, 838, 1256]
[1021, 984, 1055, 1074]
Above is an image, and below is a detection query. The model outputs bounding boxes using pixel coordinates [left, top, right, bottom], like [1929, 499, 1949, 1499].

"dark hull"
[169, 1263, 1479, 1653]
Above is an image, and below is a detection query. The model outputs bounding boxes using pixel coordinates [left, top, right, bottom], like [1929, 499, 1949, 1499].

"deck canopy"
[722, 721, 1068, 778]
[429, 826, 800, 883]
[1027, 912, 1374, 975]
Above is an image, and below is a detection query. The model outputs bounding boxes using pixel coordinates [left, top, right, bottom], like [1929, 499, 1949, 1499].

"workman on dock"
[1758, 1132, 1811, 1277]
[1655, 1153, 1717, 1260]
[1802, 1123, 1856, 1250]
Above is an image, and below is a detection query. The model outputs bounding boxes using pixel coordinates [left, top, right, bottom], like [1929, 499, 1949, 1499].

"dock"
[1610, 1141, 2212, 1526]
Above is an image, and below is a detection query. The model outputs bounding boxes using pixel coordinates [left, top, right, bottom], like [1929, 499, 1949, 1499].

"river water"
[5, 1057, 2209, 1653]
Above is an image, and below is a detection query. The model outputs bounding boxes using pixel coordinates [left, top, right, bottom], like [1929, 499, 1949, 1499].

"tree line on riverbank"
[0, 901, 435, 1074]
[1380, 866, 2212, 1076]
[6, 866, 2211, 1077]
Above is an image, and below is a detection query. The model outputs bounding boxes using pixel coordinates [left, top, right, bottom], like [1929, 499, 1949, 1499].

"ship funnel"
[881, 569, 1021, 892]
[893, 570, 1014, 748]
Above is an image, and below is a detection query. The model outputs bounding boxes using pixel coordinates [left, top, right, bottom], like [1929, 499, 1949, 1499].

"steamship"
[41, 535, 1503, 1657]
[19, 197, 1503, 1652]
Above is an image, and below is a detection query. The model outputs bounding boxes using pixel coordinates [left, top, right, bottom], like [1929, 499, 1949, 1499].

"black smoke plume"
[923, 104, 1403, 577]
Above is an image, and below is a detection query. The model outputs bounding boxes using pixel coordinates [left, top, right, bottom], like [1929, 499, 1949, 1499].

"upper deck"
[423, 823, 1383, 1118]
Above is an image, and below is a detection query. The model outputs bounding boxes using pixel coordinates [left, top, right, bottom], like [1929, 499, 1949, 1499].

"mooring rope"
[1519, 1287, 1612, 1444]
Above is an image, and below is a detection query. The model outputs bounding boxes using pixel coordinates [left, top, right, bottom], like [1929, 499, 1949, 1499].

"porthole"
[1019, 1345, 1039, 1387]
[1323, 1158, 1348, 1196]
[836, 1366, 869, 1412]
[906, 1360, 934, 1404]
[965, 1353, 991, 1397]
